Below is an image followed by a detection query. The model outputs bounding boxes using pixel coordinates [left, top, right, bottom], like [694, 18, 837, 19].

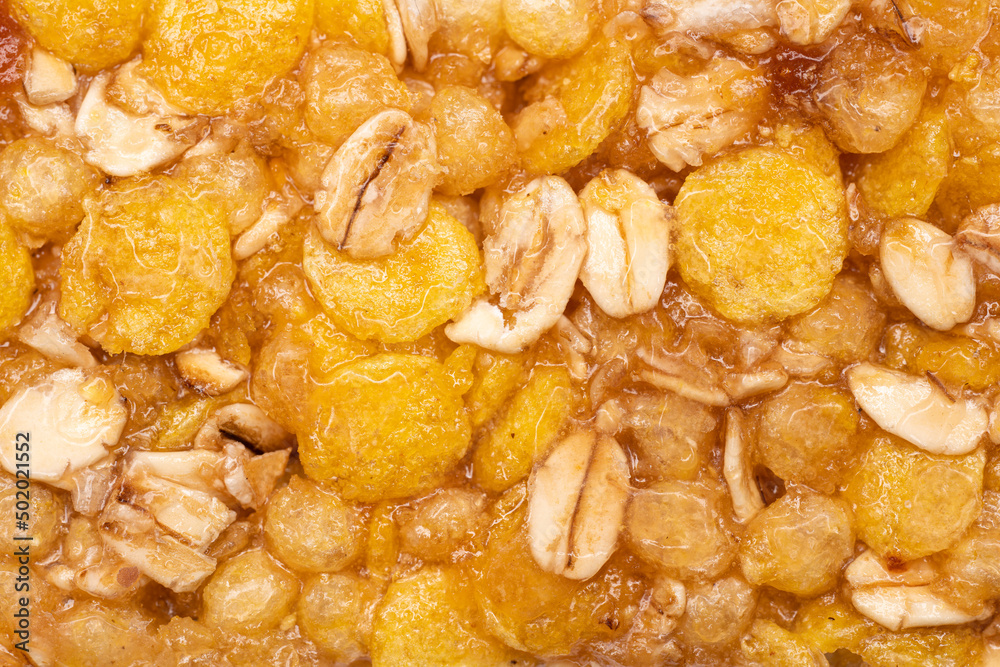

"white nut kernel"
[642, 0, 778, 36]
[880, 217, 975, 331]
[527, 431, 630, 580]
[17, 307, 96, 368]
[396, 0, 438, 71]
[846, 362, 988, 456]
[315, 109, 439, 259]
[955, 203, 1000, 274]
[579, 169, 672, 318]
[24, 46, 77, 106]
[175, 348, 248, 396]
[776, 0, 850, 45]
[0, 369, 126, 485]
[75, 68, 199, 177]
[446, 176, 587, 353]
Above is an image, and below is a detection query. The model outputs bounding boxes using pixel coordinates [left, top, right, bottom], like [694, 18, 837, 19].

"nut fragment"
[99, 499, 217, 593]
[637, 56, 769, 172]
[24, 46, 77, 105]
[75, 68, 199, 177]
[723, 409, 764, 523]
[314, 109, 439, 259]
[846, 549, 993, 631]
[194, 403, 297, 454]
[642, 0, 778, 36]
[955, 203, 1000, 274]
[880, 217, 975, 331]
[847, 363, 988, 456]
[775, 0, 850, 45]
[579, 169, 673, 318]
[723, 368, 789, 401]
[446, 176, 587, 353]
[232, 195, 304, 261]
[16, 306, 96, 368]
[0, 369, 126, 485]
[175, 348, 248, 396]
[527, 431, 630, 580]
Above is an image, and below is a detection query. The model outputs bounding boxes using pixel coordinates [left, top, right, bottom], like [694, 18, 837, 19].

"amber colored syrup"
[0, 0, 26, 94]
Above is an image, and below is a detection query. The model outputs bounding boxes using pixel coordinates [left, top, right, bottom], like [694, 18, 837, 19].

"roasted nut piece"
[675, 147, 848, 323]
[75, 67, 200, 178]
[955, 203, 1000, 274]
[527, 432, 630, 580]
[637, 55, 770, 172]
[314, 109, 438, 259]
[175, 348, 247, 396]
[0, 369, 126, 486]
[579, 169, 673, 318]
[23, 46, 76, 105]
[447, 176, 587, 353]
[880, 217, 975, 331]
[776, 0, 851, 44]
[814, 32, 927, 154]
[738, 491, 855, 597]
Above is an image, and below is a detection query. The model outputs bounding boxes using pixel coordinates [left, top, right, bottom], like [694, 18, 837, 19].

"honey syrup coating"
[6, 0, 1000, 664]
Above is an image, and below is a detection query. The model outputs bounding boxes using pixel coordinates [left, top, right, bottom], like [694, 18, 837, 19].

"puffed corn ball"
[753, 382, 860, 493]
[738, 491, 854, 597]
[370, 567, 518, 666]
[264, 475, 366, 573]
[297, 572, 380, 662]
[142, 0, 313, 114]
[303, 202, 484, 343]
[428, 85, 516, 196]
[0, 220, 32, 338]
[0, 137, 99, 246]
[202, 550, 300, 634]
[845, 433, 985, 560]
[302, 42, 411, 148]
[473, 486, 644, 657]
[675, 147, 848, 323]
[300, 352, 472, 502]
[10, 0, 143, 72]
[314, 0, 394, 57]
[59, 175, 235, 355]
